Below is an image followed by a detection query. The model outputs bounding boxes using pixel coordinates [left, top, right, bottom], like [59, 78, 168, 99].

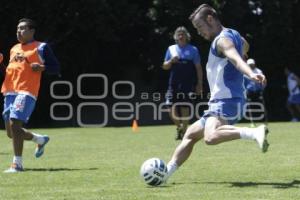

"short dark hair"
[18, 18, 36, 29]
[189, 4, 218, 21]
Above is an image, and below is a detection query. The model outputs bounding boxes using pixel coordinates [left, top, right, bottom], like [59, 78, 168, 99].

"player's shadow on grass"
[25, 167, 98, 172]
[205, 180, 300, 189]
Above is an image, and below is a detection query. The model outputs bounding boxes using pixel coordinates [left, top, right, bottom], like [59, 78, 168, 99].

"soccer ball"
[140, 158, 168, 186]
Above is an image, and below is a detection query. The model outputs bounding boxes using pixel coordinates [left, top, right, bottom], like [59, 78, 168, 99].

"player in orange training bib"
[2, 18, 60, 173]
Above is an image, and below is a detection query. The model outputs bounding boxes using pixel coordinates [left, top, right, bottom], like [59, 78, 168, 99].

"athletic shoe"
[35, 136, 50, 158]
[3, 163, 24, 173]
[254, 124, 269, 153]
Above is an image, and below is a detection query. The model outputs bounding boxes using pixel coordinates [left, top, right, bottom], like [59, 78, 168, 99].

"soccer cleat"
[35, 136, 50, 158]
[254, 124, 269, 153]
[4, 163, 24, 173]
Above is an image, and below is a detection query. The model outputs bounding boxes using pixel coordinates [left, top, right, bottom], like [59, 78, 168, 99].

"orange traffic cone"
[132, 119, 139, 132]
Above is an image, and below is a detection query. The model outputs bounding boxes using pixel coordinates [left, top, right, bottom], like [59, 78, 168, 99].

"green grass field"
[0, 122, 300, 200]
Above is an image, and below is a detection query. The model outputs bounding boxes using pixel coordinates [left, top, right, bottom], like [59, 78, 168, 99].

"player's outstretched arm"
[216, 37, 266, 85]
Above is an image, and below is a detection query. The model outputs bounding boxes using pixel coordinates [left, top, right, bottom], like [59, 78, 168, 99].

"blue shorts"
[287, 93, 300, 104]
[199, 98, 245, 126]
[2, 94, 36, 123]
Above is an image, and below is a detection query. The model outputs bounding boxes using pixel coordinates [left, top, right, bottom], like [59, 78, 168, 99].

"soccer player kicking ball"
[1, 18, 60, 173]
[164, 4, 269, 182]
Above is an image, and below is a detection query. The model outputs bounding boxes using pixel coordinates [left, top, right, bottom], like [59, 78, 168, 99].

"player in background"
[164, 4, 269, 182]
[244, 58, 267, 127]
[284, 67, 300, 122]
[163, 26, 203, 140]
[2, 18, 60, 173]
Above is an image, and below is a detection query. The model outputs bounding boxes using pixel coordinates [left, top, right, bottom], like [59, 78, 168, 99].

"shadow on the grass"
[146, 185, 172, 188]
[25, 167, 98, 172]
[205, 180, 300, 189]
[171, 180, 300, 189]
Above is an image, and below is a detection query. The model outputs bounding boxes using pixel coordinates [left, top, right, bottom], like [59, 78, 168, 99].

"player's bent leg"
[204, 116, 267, 146]
[204, 116, 240, 145]
[21, 128, 50, 158]
[203, 116, 269, 152]
[34, 135, 50, 158]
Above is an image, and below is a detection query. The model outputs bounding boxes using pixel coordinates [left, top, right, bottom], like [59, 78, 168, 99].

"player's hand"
[0, 53, 3, 64]
[31, 63, 45, 72]
[170, 56, 179, 64]
[250, 73, 267, 86]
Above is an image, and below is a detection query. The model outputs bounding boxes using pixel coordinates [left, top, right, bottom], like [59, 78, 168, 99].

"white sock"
[32, 133, 45, 145]
[239, 127, 256, 140]
[166, 160, 178, 178]
[13, 156, 22, 166]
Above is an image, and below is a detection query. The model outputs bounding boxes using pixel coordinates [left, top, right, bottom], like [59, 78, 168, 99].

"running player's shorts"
[199, 97, 245, 126]
[2, 94, 36, 123]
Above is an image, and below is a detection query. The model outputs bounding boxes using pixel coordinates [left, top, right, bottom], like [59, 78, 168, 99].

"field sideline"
[0, 122, 300, 200]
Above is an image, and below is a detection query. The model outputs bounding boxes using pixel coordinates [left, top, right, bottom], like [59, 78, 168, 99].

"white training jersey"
[206, 28, 245, 102]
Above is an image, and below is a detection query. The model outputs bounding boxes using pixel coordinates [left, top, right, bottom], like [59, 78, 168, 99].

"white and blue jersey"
[206, 29, 245, 101]
[200, 28, 246, 125]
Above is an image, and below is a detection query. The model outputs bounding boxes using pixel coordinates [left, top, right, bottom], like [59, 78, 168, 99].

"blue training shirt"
[164, 44, 201, 65]
[164, 44, 201, 93]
